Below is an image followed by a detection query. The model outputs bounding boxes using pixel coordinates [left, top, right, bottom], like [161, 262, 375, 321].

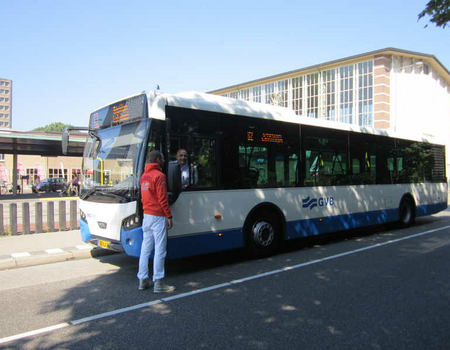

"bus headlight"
[80, 209, 87, 222]
[122, 214, 140, 230]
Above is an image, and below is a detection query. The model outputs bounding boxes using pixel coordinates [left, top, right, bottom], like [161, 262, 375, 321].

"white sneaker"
[154, 279, 175, 293]
[138, 279, 151, 291]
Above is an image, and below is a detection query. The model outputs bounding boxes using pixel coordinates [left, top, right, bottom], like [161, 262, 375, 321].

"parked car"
[32, 177, 67, 193]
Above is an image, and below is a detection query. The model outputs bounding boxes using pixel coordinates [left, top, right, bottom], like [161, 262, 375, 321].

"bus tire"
[398, 197, 415, 228]
[245, 211, 281, 258]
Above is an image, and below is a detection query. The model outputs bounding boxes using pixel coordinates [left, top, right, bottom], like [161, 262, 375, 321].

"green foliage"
[32, 122, 72, 132]
[418, 0, 450, 28]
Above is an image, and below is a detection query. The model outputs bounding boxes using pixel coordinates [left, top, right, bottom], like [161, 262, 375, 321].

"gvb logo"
[302, 196, 335, 210]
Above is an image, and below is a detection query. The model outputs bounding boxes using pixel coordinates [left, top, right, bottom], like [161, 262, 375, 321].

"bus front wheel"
[398, 197, 415, 228]
[245, 212, 281, 258]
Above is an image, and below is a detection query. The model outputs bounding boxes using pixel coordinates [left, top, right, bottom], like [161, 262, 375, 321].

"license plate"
[98, 240, 110, 248]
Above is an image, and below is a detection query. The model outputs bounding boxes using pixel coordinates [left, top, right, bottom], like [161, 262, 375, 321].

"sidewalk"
[0, 230, 117, 271]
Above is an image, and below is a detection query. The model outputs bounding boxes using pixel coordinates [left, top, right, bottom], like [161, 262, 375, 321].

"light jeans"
[137, 214, 168, 281]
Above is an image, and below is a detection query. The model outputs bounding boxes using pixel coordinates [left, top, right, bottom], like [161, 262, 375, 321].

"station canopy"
[0, 129, 85, 156]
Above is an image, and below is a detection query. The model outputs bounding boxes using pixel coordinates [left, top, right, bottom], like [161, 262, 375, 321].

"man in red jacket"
[137, 150, 175, 293]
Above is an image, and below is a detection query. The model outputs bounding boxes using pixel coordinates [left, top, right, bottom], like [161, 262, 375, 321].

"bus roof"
[149, 91, 444, 145]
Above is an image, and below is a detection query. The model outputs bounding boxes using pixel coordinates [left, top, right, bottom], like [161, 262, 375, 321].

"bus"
[63, 91, 447, 259]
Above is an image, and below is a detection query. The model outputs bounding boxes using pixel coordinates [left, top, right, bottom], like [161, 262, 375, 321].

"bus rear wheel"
[398, 197, 415, 228]
[245, 213, 281, 258]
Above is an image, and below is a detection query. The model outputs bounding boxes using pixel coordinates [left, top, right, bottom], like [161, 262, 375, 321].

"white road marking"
[75, 245, 92, 250]
[10, 252, 31, 258]
[1, 225, 450, 345]
[45, 248, 64, 254]
[0, 323, 69, 345]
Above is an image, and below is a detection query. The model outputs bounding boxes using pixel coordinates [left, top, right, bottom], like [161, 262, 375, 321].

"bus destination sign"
[112, 103, 130, 124]
[247, 131, 283, 144]
[89, 94, 147, 130]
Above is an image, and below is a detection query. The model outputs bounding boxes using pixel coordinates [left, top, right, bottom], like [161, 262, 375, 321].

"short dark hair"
[148, 150, 163, 163]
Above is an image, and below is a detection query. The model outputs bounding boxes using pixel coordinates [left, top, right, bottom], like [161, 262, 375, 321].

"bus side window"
[190, 137, 217, 188]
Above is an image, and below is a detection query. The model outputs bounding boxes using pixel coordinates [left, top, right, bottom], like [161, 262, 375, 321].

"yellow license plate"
[98, 240, 110, 248]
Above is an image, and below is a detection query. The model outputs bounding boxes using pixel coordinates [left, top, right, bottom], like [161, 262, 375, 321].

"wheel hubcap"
[252, 221, 274, 247]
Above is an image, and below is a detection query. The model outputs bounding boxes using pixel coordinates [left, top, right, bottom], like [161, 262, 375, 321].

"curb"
[0, 247, 118, 271]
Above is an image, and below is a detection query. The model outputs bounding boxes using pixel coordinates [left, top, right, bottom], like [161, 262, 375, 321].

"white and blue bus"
[63, 91, 447, 259]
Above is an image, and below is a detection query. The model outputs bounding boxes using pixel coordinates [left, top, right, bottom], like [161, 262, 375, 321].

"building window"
[229, 91, 239, 99]
[49, 168, 68, 181]
[240, 89, 250, 101]
[357, 61, 373, 126]
[265, 83, 275, 104]
[323, 69, 336, 121]
[5, 82, 9, 86]
[252, 86, 262, 103]
[27, 168, 39, 184]
[277, 80, 289, 107]
[291, 76, 303, 115]
[339, 65, 354, 124]
[307, 73, 319, 118]
[5, 98, 8, 102]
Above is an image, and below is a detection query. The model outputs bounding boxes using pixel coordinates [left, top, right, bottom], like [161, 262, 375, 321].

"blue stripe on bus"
[166, 229, 244, 259]
[80, 219, 92, 242]
[286, 202, 447, 239]
[416, 202, 447, 217]
[286, 208, 398, 239]
[121, 227, 144, 257]
[82, 202, 447, 259]
[120, 227, 244, 259]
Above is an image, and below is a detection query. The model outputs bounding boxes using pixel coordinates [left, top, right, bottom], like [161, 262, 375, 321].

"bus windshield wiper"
[81, 188, 97, 200]
[82, 188, 129, 202]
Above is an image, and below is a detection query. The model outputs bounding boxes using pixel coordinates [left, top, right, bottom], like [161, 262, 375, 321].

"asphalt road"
[1, 211, 450, 349]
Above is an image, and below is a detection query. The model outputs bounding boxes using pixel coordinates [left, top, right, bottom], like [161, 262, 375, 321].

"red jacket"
[140, 163, 172, 218]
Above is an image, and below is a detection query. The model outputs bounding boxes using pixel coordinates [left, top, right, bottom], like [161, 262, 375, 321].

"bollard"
[9, 203, 17, 235]
[47, 202, 55, 232]
[70, 201, 78, 230]
[35, 202, 43, 233]
[59, 201, 67, 231]
[0, 204, 3, 234]
[22, 202, 30, 234]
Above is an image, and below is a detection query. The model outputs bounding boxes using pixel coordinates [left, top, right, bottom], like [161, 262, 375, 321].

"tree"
[418, 0, 450, 28]
[32, 122, 72, 132]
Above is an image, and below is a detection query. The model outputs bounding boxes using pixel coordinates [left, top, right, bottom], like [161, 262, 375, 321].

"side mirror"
[62, 126, 89, 155]
[167, 161, 182, 205]
[62, 127, 70, 155]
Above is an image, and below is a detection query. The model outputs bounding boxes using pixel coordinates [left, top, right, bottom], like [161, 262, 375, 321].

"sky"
[1, 0, 449, 131]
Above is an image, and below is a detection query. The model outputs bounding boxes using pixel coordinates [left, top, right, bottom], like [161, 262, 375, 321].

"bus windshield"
[81, 119, 150, 202]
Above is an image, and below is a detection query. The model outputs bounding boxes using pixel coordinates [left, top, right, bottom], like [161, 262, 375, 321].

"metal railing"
[0, 200, 79, 235]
